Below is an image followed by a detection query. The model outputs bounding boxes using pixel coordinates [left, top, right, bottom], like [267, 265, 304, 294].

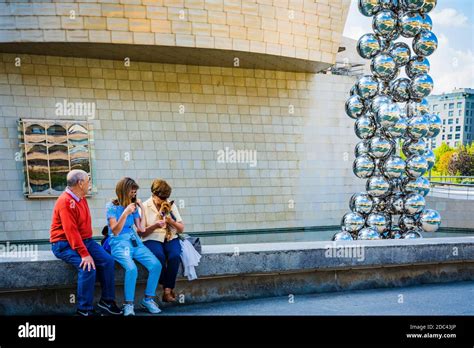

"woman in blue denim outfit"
[107, 177, 162, 316]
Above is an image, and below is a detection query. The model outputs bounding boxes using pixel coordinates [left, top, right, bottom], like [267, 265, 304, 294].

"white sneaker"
[123, 303, 135, 316]
[140, 298, 161, 314]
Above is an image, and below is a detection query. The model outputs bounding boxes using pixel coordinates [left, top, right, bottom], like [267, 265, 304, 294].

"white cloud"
[429, 34, 474, 94]
[430, 8, 469, 28]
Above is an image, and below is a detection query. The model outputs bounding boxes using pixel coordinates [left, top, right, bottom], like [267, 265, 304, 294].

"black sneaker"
[76, 308, 100, 317]
[97, 299, 123, 315]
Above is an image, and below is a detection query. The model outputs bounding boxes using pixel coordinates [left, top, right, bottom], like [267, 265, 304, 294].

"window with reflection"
[19, 119, 93, 198]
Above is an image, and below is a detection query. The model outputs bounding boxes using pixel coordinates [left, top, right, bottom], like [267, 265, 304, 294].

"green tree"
[433, 142, 453, 172]
[438, 151, 455, 176]
[448, 146, 474, 176]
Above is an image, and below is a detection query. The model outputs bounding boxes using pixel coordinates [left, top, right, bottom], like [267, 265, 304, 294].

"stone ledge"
[1, 237, 473, 291]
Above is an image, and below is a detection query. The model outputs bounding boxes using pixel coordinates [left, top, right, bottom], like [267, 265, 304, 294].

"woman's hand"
[155, 220, 166, 229]
[124, 203, 136, 216]
[136, 198, 144, 208]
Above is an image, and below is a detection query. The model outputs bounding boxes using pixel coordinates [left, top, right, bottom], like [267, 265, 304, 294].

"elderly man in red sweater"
[50, 169, 122, 316]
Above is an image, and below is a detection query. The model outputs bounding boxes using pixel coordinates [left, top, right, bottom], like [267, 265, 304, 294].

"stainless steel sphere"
[424, 148, 435, 170]
[366, 175, 392, 197]
[370, 94, 393, 114]
[373, 10, 398, 38]
[407, 115, 429, 139]
[332, 231, 354, 241]
[406, 56, 430, 78]
[371, 53, 398, 81]
[407, 98, 430, 117]
[355, 140, 371, 157]
[427, 113, 442, 138]
[389, 42, 411, 66]
[345, 95, 365, 119]
[409, 73, 434, 100]
[420, 0, 437, 13]
[350, 192, 374, 215]
[402, 138, 427, 157]
[357, 33, 382, 59]
[355, 114, 376, 139]
[376, 101, 401, 129]
[413, 30, 438, 56]
[353, 155, 376, 178]
[390, 78, 411, 102]
[341, 212, 366, 233]
[399, 11, 423, 38]
[382, 156, 406, 178]
[359, 0, 382, 17]
[389, 192, 405, 214]
[402, 176, 431, 196]
[399, 214, 417, 230]
[390, 227, 404, 239]
[357, 227, 381, 240]
[420, 14, 432, 31]
[369, 136, 395, 159]
[400, 0, 425, 11]
[384, 116, 407, 139]
[406, 155, 429, 178]
[404, 193, 426, 215]
[418, 209, 441, 232]
[403, 229, 423, 239]
[366, 212, 390, 233]
[357, 75, 379, 99]
[372, 196, 388, 212]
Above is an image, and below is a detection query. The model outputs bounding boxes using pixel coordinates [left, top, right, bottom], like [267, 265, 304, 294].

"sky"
[342, 0, 474, 94]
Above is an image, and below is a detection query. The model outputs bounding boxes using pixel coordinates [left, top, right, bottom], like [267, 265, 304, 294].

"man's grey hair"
[67, 170, 89, 187]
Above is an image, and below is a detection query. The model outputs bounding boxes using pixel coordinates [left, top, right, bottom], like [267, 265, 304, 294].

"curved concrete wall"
[0, 0, 350, 72]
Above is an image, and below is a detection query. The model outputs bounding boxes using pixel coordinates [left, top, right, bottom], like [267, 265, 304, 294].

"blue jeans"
[109, 234, 162, 302]
[144, 238, 182, 289]
[51, 238, 115, 311]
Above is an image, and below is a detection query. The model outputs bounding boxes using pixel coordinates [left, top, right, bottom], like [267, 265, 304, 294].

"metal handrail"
[428, 178, 474, 200]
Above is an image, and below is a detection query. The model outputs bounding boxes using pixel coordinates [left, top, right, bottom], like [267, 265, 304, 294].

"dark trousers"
[144, 238, 181, 289]
[51, 238, 115, 311]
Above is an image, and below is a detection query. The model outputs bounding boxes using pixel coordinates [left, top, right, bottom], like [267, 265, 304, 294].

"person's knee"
[148, 259, 162, 274]
[124, 262, 138, 279]
[168, 252, 181, 264]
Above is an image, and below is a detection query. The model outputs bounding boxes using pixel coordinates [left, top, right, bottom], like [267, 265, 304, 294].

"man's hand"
[80, 255, 96, 271]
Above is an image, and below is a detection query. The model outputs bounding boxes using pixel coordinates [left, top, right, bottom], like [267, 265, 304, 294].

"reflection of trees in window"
[19, 120, 92, 198]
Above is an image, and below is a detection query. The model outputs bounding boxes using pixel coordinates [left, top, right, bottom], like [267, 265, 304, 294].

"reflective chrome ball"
[388, 192, 405, 214]
[366, 175, 392, 197]
[355, 114, 376, 139]
[400, 0, 425, 11]
[406, 56, 430, 78]
[345, 95, 365, 119]
[353, 155, 376, 178]
[357, 75, 379, 99]
[404, 193, 426, 214]
[373, 10, 398, 38]
[332, 231, 354, 241]
[403, 138, 427, 157]
[355, 140, 371, 157]
[341, 212, 366, 232]
[407, 98, 430, 117]
[384, 116, 407, 139]
[371, 53, 398, 81]
[399, 11, 423, 38]
[409, 73, 434, 100]
[420, 0, 437, 13]
[383, 156, 406, 178]
[359, 0, 382, 17]
[399, 214, 417, 231]
[357, 227, 381, 240]
[406, 155, 429, 178]
[424, 148, 435, 171]
[370, 95, 393, 114]
[350, 192, 374, 215]
[367, 212, 390, 233]
[421, 14, 432, 31]
[369, 136, 395, 159]
[407, 115, 429, 139]
[357, 33, 382, 59]
[376, 101, 401, 129]
[390, 78, 411, 102]
[403, 230, 423, 239]
[427, 113, 442, 138]
[413, 30, 438, 56]
[402, 176, 431, 197]
[418, 209, 441, 232]
[389, 42, 411, 66]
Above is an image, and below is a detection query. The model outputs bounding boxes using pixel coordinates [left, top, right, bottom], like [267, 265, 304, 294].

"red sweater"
[50, 191, 92, 258]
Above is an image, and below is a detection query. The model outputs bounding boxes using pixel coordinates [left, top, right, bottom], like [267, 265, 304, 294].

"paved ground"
[136, 281, 474, 316]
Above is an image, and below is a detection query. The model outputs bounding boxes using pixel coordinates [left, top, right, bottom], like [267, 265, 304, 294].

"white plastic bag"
[179, 239, 201, 281]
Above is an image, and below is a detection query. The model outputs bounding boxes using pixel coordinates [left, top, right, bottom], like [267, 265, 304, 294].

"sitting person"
[139, 179, 185, 303]
[106, 177, 162, 316]
[101, 225, 111, 254]
[50, 169, 122, 316]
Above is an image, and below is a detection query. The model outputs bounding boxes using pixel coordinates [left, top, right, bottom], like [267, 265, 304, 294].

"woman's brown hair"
[151, 179, 171, 199]
[112, 177, 139, 207]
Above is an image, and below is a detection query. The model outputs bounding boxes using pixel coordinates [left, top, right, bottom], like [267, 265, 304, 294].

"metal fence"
[428, 176, 474, 200]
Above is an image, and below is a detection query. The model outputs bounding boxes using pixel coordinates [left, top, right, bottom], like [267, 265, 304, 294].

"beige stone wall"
[0, 52, 362, 241]
[0, 0, 349, 65]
